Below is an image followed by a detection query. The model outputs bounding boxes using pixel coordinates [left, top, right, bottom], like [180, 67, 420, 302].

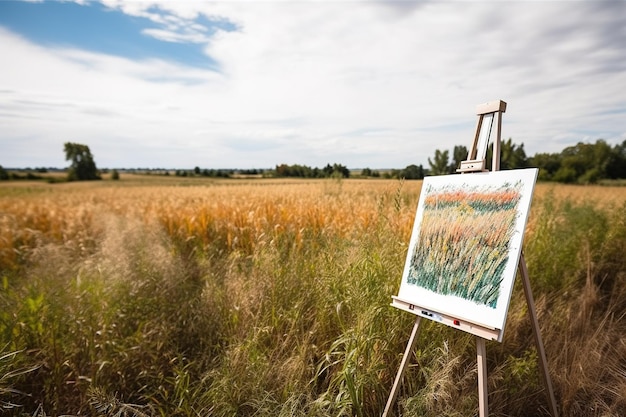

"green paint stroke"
[407, 180, 523, 308]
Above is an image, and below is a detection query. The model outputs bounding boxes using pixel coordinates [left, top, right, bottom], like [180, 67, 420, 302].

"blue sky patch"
[0, 0, 232, 69]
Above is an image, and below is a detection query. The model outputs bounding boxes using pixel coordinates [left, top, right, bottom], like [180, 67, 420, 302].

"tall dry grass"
[0, 176, 625, 416]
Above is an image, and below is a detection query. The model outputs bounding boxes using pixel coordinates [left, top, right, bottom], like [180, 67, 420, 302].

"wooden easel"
[382, 100, 558, 417]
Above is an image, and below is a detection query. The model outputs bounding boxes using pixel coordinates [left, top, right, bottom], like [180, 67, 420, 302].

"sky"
[1, 0, 626, 170]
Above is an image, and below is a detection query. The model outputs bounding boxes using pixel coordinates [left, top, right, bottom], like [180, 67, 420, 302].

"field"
[1, 175, 626, 416]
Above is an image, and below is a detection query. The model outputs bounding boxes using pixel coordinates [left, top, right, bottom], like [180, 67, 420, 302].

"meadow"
[1, 175, 625, 416]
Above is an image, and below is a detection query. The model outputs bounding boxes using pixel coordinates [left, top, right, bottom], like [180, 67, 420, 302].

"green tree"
[530, 152, 562, 181]
[322, 163, 334, 177]
[500, 138, 528, 169]
[552, 166, 578, 183]
[558, 140, 613, 184]
[428, 149, 450, 175]
[606, 140, 626, 179]
[484, 139, 528, 170]
[332, 163, 350, 178]
[64, 142, 100, 181]
[383, 169, 400, 179]
[529, 139, 624, 183]
[360, 167, 380, 178]
[450, 145, 468, 172]
[0, 165, 8, 181]
[400, 164, 424, 180]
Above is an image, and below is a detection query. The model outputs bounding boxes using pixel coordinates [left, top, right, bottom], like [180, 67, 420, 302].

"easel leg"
[382, 316, 422, 417]
[476, 337, 489, 417]
[519, 254, 559, 417]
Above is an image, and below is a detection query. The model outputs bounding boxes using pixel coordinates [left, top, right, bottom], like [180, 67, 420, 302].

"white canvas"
[395, 168, 538, 334]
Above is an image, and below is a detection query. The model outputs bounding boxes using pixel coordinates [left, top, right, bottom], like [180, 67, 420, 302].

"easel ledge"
[391, 296, 501, 341]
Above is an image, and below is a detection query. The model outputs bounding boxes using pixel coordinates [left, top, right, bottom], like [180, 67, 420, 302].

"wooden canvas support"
[476, 337, 489, 417]
[519, 254, 559, 417]
[382, 317, 422, 417]
[382, 100, 558, 417]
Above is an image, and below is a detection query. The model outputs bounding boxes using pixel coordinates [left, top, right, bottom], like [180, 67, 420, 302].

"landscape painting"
[396, 168, 538, 331]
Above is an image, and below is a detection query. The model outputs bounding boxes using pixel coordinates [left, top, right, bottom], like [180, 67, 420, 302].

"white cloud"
[141, 27, 210, 43]
[1, 1, 626, 169]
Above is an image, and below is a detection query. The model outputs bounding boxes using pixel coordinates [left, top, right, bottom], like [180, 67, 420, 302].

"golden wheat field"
[1, 175, 626, 416]
[1, 176, 622, 271]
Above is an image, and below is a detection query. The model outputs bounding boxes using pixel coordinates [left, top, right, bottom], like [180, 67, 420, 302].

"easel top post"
[476, 100, 507, 115]
[458, 99, 507, 173]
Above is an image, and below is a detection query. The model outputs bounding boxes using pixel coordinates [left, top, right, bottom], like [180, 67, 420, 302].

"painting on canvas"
[395, 168, 538, 333]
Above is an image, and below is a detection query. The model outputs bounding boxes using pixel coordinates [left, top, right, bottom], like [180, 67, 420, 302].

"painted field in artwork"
[406, 181, 523, 308]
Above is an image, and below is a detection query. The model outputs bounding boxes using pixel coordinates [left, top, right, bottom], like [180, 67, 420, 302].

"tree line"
[424, 138, 626, 184]
[532, 139, 626, 183]
[274, 163, 351, 178]
[1, 139, 624, 184]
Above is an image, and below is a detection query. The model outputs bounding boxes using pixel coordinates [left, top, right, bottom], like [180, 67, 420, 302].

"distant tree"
[0, 165, 8, 181]
[552, 166, 578, 183]
[322, 163, 334, 177]
[275, 164, 288, 177]
[482, 139, 528, 170]
[450, 145, 468, 172]
[240, 168, 260, 175]
[64, 142, 100, 181]
[383, 169, 400, 179]
[400, 164, 424, 180]
[500, 138, 529, 169]
[194, 166, 201, 176]
[111, 169, 120, 180]
[606, 139, 626, 179]
[428, 149, 450, 175]
[359, 168, 381, 178]
[557, 140, 613, 184]
[528, 139, 626, 183]
[530, 152, 562, 181]
[332, 163, 350, 178]
[274, 163, 350, 178]
[560, 142, 592, 181]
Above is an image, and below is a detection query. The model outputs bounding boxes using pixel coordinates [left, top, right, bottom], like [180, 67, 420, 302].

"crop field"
[1, 175, 626, 416]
